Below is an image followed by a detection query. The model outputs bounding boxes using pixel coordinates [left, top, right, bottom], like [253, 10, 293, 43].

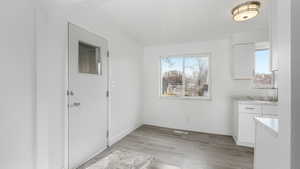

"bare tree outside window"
[161, 55, 210, 98]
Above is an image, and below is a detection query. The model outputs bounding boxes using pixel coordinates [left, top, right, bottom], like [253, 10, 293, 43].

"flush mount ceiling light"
[232, 1, 261, 22]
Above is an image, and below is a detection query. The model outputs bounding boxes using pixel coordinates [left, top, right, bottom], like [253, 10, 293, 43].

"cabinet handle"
[245, 107, 255, 110]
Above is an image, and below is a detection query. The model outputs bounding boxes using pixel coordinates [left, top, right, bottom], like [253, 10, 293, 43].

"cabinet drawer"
[239, 104, 262, 114]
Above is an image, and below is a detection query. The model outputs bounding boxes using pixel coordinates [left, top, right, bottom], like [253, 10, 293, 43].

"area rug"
[86, 150, 155, 169]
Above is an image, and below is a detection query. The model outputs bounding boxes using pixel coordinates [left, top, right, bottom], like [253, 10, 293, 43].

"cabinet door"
[262, 105, 278, 116]
[232, 43, 255, 79]
[239, 113, 258, 145]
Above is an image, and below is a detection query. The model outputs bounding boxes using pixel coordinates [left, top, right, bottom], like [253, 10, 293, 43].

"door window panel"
[78, 42, 101, 75]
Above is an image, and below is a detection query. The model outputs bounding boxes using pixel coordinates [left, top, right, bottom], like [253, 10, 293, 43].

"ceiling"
[44, 0, 270, 46]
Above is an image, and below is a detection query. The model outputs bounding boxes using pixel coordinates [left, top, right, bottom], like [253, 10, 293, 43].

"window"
[254, 49, 274, 88]
[160, 54, 210, 98]
[78, 42, 101, 75]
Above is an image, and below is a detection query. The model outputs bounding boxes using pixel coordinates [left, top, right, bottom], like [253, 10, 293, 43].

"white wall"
[143, 39, 236, 135]
[36, 3, 143, 169]
[1, 2, 292, 169]
[291, 0, 299, 168]
[277, 0, 291, 168]
[142, 29, 277, 136]
[231, 30, 269, 45]
[0, 0, 36, 169]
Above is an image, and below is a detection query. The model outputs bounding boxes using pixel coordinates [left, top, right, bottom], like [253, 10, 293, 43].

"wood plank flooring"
[78, 125, 253, 169]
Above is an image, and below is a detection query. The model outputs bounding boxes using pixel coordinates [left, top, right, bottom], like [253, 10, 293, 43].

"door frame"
[64, 22, 111, 169]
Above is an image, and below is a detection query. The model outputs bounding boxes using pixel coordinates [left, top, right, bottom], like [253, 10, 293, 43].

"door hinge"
[106, 90, 110, 98]
[67, 90, 74, 96]
[107, 50, 110, 57]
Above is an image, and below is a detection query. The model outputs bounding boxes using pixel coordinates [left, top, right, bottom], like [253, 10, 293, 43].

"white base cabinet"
[233, 101, 278, 147]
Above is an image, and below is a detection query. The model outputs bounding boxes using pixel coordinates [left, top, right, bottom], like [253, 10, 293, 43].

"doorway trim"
[64, 22, 111, 169]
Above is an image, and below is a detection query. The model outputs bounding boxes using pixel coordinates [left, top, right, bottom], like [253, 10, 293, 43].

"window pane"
[160, 55, 210, 98]
[254, 49, 273, 88]
[255, 50, 271, 74]
[184, 57, 209, 97]
[79, 42, 100, 75]
[161, 57, 184, 96]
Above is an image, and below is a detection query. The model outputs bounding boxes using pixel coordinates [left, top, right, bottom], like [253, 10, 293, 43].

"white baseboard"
[143, 122, 232, 136]
[236, 140, 254, 148]
[70, 145, 107, 169]
[109, 124, 142, 146]
[232, 135, 254, 148]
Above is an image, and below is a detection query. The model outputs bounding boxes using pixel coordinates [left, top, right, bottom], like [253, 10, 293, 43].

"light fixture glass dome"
[232, 1, 261, 22]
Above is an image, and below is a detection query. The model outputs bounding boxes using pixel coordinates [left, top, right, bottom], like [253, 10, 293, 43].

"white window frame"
[159, 53, 212, 100]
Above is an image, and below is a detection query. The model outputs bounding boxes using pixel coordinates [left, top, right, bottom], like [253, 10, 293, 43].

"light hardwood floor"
[78, 125, 253, 169]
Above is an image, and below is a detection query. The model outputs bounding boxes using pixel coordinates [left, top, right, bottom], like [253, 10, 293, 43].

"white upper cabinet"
[231, 30, 269, 80]
[232, 43, 255, 80]
[270, 0, 279, 71]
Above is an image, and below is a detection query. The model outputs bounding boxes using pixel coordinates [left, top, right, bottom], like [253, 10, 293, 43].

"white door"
[68, 23, 109, 169]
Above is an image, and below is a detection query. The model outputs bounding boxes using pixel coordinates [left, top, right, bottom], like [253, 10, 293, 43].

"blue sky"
[161, 57, 183, 73]
[255, 50, 271, 74]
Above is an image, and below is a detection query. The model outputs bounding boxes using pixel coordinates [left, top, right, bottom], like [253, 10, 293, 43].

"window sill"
[160, 96, 211, 100]
[252, 87, 277, 90]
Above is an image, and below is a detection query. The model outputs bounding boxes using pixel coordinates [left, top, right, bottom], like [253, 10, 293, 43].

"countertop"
[238, 100, 278, 105]
[254, 117, 279, 137]
[231, 95, 278, 105]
